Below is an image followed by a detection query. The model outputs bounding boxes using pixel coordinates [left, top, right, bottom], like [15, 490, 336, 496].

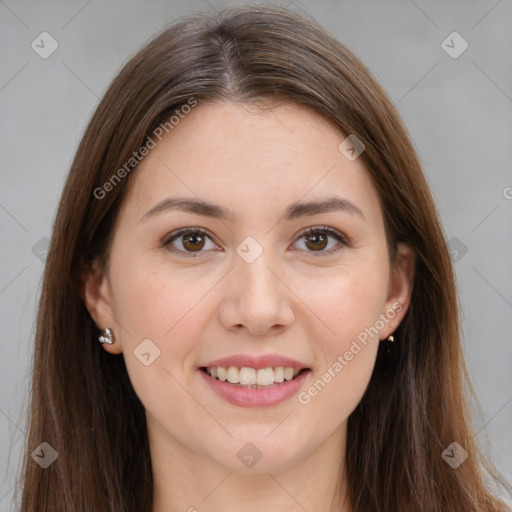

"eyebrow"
[140, 196, 365, 223]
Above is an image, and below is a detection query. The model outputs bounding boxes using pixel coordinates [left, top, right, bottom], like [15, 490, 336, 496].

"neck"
[149, 421, 352, 512]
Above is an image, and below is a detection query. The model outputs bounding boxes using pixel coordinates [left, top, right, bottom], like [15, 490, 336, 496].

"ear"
[380, 242, 416, 340]
[81, 259, 123, 354]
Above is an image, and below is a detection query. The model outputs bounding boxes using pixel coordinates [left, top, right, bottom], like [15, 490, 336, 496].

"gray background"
[1, 0, 511, 509]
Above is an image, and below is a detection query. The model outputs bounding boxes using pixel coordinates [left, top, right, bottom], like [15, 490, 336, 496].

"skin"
[84, 100, 415, 512]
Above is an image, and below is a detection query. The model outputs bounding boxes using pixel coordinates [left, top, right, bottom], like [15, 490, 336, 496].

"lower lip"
[199, 369, 310, 407]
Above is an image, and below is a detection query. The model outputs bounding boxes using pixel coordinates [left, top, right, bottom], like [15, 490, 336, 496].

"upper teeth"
[206, 366, 301, 386]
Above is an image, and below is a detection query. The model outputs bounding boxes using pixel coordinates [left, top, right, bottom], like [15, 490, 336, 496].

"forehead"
[121, 101, 382, 226]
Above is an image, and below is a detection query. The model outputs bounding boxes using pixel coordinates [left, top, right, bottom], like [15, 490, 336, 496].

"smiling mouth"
[200, 366, 309, 388]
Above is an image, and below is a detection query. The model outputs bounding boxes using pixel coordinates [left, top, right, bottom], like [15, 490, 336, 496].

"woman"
[17, 4, 511, 512]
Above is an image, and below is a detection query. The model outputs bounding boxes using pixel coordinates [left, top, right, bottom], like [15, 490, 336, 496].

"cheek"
[298, 344, 377, 428]
[108, 257, 214, 396]
[110, 256, 214, 341]
[292, 264, 387, 412]
[298, 261, 389, 346]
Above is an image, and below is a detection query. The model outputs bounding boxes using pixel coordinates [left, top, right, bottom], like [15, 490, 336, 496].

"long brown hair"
[17, 5, 511, 511]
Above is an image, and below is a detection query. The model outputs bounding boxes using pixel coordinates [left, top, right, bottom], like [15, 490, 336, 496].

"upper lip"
[201, 354, 309, 370]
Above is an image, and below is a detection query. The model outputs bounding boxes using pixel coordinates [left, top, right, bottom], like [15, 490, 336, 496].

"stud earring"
[98, 328, 115, 345]
[381, 332, 398, 377]
[385, 333, 397, 358]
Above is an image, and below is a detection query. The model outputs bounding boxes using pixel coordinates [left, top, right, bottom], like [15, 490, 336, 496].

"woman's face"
[85, 101, 414, 474]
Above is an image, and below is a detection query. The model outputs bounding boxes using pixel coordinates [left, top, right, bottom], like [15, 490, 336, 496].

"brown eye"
[293, 226, 348, 255]
[305, 232, 328, 251]
[182, 232, 205, 251]
[164, 228, 217, 256]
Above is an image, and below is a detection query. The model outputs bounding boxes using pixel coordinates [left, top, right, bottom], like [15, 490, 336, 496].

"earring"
[386, 334, 395, 353]
[98, 328, 115, 345]
[380, 333, 398, 377]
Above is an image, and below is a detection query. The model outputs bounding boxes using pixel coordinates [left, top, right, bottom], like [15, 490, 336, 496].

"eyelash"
[162, 226, 349, 257]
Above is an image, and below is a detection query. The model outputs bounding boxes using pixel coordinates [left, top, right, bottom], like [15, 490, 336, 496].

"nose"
[218, 251, 295, 336]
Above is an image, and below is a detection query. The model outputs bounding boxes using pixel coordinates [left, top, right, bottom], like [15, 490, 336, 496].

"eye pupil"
[306, 232, 328, 251]
[183, 232, 205, 251]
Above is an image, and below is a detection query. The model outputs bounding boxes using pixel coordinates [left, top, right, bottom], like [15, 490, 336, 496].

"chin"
[198, 428, 311, 473]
